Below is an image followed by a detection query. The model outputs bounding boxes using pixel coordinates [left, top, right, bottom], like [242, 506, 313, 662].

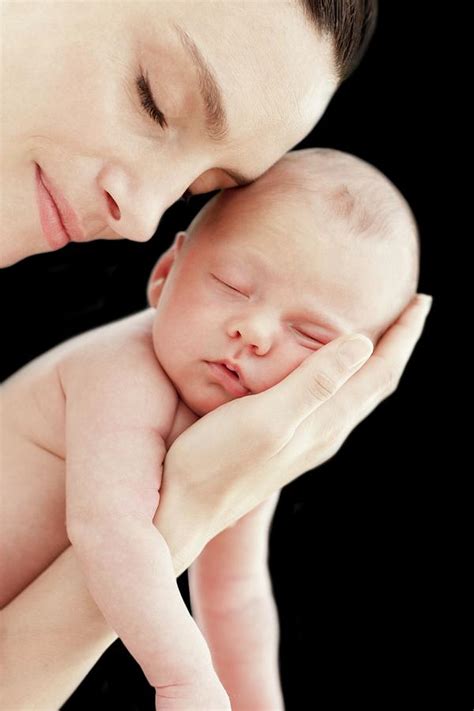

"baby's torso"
[1, 309, 197, 607]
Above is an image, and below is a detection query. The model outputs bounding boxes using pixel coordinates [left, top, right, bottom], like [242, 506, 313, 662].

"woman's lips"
[35, 164, 84, 249]
[206, 361, 250, 397]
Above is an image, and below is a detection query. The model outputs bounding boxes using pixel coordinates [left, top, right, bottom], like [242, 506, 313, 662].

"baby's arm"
[188, 490, 284, 711]
[63, 356, 229, 709]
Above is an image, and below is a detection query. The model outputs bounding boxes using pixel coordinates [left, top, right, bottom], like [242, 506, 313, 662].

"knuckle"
[372, 355, 400, 398]
[258, 419, 288, 451]
[383, 364, 400, 397]
[322, 421, 346, 459]
[307, 370, 338, 402]
[239, 414, 274, 453]
[245, 401, 291, 453]
[301, 427, 342, 473]
[305, 400, 357, 470]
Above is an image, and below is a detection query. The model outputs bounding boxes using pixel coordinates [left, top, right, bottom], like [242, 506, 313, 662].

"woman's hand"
[156, 294, 432, 575]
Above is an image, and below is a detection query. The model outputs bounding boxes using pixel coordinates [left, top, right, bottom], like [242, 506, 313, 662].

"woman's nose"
[97, 163, 188, 243]
[227, 312, 277, 356]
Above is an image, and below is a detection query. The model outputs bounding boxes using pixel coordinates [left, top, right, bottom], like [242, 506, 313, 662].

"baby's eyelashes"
[291, 327, 325, 348]
[211, 274, 248, 297]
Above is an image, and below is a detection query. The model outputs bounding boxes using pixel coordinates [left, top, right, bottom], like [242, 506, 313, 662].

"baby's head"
[148, 148, 419, 416]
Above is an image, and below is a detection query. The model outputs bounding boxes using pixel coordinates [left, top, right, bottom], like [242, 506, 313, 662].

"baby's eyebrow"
[246, 253, 344, 332]
[222, 248, 345, 334]
[220, 248, 271, 283]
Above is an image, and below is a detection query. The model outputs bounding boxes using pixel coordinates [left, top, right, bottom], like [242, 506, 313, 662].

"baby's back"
[1, 309, 184, 607]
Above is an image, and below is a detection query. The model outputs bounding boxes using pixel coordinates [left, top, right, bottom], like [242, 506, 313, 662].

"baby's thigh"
[1, 432, 69, 607]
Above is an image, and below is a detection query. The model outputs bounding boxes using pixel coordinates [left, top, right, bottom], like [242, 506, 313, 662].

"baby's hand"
[154, 672, 231, 710]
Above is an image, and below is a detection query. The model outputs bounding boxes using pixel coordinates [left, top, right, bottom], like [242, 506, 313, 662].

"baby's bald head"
[180, 148, 419, 343]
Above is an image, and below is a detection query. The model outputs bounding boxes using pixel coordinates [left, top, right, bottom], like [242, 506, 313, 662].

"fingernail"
[338, 336, 373, 369]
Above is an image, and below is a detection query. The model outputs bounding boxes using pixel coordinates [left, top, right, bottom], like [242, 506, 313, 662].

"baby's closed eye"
[211, 274, 249, 297]
[290, 326, 326, 349]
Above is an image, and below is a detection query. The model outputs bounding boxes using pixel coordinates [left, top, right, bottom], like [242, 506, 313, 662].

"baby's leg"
[1, 429, 70, 607]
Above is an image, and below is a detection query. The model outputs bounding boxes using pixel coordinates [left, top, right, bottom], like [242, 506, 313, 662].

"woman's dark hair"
[300, 0, 378, 81]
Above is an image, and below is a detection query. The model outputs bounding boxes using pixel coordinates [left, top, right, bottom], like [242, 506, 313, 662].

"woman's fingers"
[325, 292, 433, 431]
[289, 292, 433, 471]
[367, 292, 432, 394]
[254, 293, 433, 493]
[256, 333, 374, 436]
[161, 292, 432, 551]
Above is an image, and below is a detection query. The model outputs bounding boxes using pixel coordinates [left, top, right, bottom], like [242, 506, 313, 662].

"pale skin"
[0, 1, 432, 708]
[0, 0, 336, 266]
[2, 312, 268, 709]
[1, 308, 282, 710]
[3, 152, 424, 709]
[1, 292, 430, 710]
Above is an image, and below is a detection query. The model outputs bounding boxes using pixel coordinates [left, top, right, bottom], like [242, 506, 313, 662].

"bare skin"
[1, 293, 432, 709]
[2, 148, 420, 707]
[0, 1, 433, 708]
[0, 0, 336, 266]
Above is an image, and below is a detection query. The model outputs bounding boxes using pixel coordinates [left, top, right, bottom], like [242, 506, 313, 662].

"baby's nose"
[228, 315, 277, 356]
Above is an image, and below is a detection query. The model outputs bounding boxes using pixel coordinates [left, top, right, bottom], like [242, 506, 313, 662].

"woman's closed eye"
[136, 71, 168, 129]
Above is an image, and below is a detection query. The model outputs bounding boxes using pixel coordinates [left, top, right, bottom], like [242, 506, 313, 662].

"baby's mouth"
[206, 361, 250, 396]
[223, 364, 240, 380]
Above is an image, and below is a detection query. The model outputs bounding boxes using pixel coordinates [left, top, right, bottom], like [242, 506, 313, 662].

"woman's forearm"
[1, 472, 234, 711]
[1, 546, 116, 710]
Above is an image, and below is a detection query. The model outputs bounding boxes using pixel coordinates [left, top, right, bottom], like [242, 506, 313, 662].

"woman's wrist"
[154, 475, 223, 576]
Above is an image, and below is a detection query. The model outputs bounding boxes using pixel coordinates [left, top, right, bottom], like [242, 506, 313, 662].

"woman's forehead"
[143, 3, 337, 167]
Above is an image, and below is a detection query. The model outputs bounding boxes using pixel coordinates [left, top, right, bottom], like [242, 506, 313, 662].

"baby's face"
[152, 191, 402, 416]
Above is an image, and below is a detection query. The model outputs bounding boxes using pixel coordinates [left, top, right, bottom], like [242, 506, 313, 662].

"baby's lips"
[211, 360, 251, 394]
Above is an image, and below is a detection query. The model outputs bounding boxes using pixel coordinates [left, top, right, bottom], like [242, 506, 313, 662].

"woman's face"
[0, 1, 336, 266]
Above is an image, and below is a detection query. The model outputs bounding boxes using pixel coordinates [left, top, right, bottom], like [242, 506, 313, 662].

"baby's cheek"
[255, 348, 309, 393]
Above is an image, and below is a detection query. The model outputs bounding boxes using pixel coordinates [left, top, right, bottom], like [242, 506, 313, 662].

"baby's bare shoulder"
[60, 309, 178, 438]
[2, 310, 178, 448]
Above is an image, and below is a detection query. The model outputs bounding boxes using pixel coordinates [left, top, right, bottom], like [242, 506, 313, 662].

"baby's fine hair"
[188, 148, 420, 301]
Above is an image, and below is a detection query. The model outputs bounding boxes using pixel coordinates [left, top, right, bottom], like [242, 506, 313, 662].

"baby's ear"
[147, 231, 187, 307]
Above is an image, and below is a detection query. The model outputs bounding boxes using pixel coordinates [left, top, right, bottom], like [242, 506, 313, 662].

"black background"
[2, 4, 442, 709]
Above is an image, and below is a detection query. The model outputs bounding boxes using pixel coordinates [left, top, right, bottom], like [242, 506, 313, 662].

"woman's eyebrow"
[173, 24, 228, 142]
[173, 24, 256, 187]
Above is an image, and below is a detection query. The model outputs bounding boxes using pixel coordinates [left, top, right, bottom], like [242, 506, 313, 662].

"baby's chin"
[177, 384, 246, 417]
